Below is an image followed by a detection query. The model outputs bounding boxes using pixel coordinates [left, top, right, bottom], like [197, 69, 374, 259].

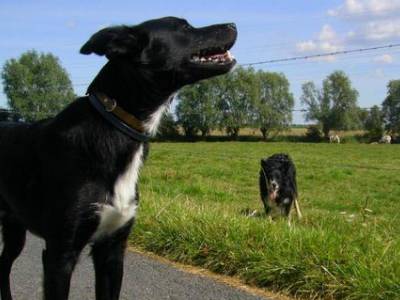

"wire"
[1, 43, 399, 108]
[241, 43, 400, 66]
[52, 44, 400, 88]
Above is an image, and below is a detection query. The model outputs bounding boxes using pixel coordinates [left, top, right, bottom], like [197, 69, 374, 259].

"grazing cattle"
[329, 134, 340, 143]
[380, 135, 391, 144]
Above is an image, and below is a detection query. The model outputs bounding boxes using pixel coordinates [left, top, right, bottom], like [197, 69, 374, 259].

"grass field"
[129, 142, 400, 299]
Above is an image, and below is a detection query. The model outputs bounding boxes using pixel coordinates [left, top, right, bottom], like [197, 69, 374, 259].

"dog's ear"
[80, 26, 148, 59]
[285, 161, 296, 176]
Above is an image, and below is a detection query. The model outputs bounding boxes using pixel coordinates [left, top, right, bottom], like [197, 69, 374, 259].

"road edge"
[128, 246, 296, 300]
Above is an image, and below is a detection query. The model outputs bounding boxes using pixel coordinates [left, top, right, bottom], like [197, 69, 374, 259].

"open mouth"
[190, 47, 235, 65]
[269, 190, 278, 201]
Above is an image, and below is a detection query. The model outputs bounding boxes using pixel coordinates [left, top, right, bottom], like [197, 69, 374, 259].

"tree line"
[163, 67, 399, 141]
[1, 50, 399, 142]
[300, 71, 399, 141]
[175, 67, 294, 140]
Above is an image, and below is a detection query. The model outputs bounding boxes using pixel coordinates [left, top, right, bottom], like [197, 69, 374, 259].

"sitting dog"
[259, 154, 302, 219]
[0, 17, 236, 300]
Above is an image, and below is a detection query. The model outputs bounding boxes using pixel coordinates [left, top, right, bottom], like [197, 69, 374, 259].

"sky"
[1, 0, 400, 123]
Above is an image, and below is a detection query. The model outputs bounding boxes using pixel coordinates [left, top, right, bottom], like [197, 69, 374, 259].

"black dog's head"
[80, 17, 237, 89]
[260, 154, 297, 217]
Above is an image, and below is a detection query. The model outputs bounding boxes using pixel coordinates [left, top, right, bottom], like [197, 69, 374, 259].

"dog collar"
[88, 93, 150, 142]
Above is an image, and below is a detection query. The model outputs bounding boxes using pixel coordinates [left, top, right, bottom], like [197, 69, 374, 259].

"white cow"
[329, 134, 340, 144]
[380, 135, 391, 144]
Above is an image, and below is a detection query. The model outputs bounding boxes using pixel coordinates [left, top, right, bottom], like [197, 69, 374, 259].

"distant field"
[210, 127, 366, 138]
[130, 142, 400, 299]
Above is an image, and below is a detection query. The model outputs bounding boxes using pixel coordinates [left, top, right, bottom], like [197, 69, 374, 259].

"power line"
[241, 43, 400, 66]
[1, 43, 400, 103]
[61, 45, 400, 88]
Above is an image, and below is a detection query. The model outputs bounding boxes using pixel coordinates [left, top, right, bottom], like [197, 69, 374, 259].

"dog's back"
[0, 121, 44, 220]
[0, 122, 35, 171]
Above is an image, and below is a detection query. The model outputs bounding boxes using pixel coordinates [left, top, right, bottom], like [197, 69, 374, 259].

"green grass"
[129, 142, 400, 299]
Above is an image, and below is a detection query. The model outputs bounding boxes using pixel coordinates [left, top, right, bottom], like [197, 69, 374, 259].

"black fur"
[0, 17, 236, 300]
[259, 154, 297, 217]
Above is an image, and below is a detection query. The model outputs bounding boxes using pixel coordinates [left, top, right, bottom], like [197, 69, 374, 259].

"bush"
[305, 125, 322, 142]
[340, 135, 359, 144]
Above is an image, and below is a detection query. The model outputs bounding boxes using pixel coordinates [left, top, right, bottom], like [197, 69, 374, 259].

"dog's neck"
[87, 60, 176, 121]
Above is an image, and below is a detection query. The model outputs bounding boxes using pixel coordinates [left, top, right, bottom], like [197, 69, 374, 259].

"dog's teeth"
[227, 51, 234, 60]
[192, 49, 234, 64]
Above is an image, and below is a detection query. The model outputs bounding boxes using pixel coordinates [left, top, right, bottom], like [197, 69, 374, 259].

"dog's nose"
[271, 183, 277, 189]
[227, 23, 237, 31]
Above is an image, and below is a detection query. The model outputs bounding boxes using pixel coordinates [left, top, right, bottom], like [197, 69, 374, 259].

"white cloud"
[346, 31, 356, 38]
[320, 41, 341, 52]
[374, 54, 394, 64]
[319, 25, 337, 41]
[329, 0, 400, 18]
[363, 19, 400, 40]
[296, 25, 343, 62]
[329, 1, 400, 42]
[296, 40, 317, 52]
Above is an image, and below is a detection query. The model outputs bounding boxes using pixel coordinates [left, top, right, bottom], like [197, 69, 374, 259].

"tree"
[305, 125, 322, 142]
[357, 107, 369, 130]
[176, 78, 219, 137]
[253, 71, 294, 140]
[301, 71, 360, 138]
[364, 105, 384, 140]
[382, 80, 400, 135]
[156, 110, 179, 138]
[218, 67, 256, 138]
[301, 81, 331, 138]
[2, 50, 75, 122]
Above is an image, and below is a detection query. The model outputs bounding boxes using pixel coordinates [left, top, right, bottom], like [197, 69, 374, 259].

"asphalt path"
[5, 234, 270, 300]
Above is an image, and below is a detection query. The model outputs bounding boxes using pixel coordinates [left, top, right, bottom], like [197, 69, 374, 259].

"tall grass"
[129, 142, 400, 299]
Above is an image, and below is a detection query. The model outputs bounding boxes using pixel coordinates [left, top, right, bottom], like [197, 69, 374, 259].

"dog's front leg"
[294, 197, 302, 219]
[42, 243, 81, 300]
[0, 216, 26, 300]
[91, 221, 133, 300]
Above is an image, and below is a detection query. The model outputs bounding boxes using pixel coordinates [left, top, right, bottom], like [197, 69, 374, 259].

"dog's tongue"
[269, 191, 277, 201]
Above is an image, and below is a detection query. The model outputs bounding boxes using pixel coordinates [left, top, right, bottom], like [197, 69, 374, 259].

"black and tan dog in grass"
[0, 17, 236, 300]
[259, 154, 302, 221]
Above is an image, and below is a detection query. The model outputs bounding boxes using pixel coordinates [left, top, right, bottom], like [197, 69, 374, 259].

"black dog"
[0, 17, 236, 300]
[259, 154, 302, 219]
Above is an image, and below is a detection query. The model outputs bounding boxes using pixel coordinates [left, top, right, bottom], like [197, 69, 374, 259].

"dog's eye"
[182, 24, 191, 30]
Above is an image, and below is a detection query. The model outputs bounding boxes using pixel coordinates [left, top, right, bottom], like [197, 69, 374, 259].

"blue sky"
[1, 0, 400, 123]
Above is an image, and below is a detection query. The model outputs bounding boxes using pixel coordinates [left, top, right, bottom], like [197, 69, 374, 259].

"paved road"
[6, 234, 269, 300]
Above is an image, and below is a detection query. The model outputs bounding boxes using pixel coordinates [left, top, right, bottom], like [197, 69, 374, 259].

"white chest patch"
[144, 95, 175, 136]
[92, 145, 144, 240]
